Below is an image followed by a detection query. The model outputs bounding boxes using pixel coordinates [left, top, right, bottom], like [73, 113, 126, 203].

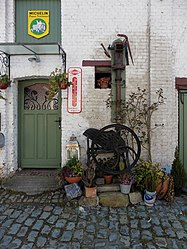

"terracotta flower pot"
[58, 82, 68, 89]
[0, 83, 8, 89]
[65, 176, 81, 183]
[104, 175, 113, 184]
[85, 186, 97, 198]
[156, 177, 170, 199]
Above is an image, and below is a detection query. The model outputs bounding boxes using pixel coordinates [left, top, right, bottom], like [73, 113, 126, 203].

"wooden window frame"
[82, 60, 111, 89]
[176, 78, 187, 89]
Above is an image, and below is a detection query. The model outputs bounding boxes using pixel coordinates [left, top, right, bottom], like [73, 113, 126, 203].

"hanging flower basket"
[48, 68, 72, 99]
[0, 83, 9, 90]
[58, 81, 69, 89]
[0, 74, 10, 90]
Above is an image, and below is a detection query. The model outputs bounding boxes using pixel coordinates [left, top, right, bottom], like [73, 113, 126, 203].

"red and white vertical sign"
[67, 67, 82, 113]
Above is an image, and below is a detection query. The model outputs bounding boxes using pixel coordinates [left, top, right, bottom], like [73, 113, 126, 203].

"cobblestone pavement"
[0, 189, 187, 249]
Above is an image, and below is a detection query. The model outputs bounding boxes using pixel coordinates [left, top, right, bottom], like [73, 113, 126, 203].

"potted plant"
[119, 172, 134, 194]
[134, 160, 162, 206]
[0, 73, 11, 89]
[97, 77, 111, 89]
[104, 174, 113, 184]
[58, 156, 84, 184]
[48, 68, 72, 99]
[82, 161, 97, 198]
[171, 146, 187, 196]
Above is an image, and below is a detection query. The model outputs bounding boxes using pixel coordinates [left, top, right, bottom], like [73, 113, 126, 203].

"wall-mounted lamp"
[28, 55, 40, 63]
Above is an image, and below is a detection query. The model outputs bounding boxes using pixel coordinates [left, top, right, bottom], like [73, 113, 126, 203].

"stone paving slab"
[0, 189, 187, 248]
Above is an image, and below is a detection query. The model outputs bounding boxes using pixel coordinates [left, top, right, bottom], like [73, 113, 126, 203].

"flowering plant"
[119, 172, 134, 185]
[48, 68, 72, 100]
[49, 68, 72, 86]
[0, 73, 10, 85]
[62, 156, 83, 177]
[0, 73, 11, 92]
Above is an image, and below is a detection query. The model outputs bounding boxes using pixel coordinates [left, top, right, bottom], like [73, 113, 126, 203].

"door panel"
[23, 114, 36, 159]
[37, 114, 45, 159]
[19, 80, 61, 168]
[46, 114, 59, 159]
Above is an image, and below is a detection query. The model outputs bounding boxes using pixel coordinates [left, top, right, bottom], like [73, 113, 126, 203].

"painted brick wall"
[149, 0, 177, 165]
[0, 0, 186, 175]
[173, 0, 187, 77]
[62, 0, 150, 163]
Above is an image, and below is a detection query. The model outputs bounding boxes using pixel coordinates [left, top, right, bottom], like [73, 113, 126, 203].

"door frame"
[179, 90, 187, 175]
[176, 78, 187, 182]
[18, 79, 61, 169]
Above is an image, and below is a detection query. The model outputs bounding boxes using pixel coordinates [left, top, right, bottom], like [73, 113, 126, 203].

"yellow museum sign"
[28, 10, 49, 39]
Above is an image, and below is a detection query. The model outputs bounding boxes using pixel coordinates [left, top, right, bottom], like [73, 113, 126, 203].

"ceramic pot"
[104, 175, 113, 184]
[144, 190, 157, 206]
[120, 183, 131, 194]
[85, 186, 97, 198]
[65, 176, 81, 183]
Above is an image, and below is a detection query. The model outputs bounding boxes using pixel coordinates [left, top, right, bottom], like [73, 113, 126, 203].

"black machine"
[83, 123, 141, 174]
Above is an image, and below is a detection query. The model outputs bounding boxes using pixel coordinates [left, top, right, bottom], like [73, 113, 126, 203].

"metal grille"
[24, 83, 58, 110]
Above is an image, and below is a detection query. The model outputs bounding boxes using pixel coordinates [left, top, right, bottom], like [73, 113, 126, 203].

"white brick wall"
[173, 0, 187, 77]
[0, 0, 186, 175]
[149, 0, 177, 165]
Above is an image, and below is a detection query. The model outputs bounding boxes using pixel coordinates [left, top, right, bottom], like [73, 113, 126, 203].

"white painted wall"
[0, 0, 186, 175]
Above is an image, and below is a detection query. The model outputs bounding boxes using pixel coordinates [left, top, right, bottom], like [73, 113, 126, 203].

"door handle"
[54, 117, 61, 129]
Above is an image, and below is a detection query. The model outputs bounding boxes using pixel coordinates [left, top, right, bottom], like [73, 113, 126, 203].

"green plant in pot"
[0, 73, 11, 90]
[133, 160, 161, 190]
[133, 160, 162, 206]
[171, 146, 187, 195]
[48, 68, 72, 100]
[57, 156, 83, 184]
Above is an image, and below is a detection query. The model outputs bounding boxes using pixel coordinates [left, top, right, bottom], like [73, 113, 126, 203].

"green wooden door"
[179, 91, 187, 181]
[19, 80, 61, 168]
